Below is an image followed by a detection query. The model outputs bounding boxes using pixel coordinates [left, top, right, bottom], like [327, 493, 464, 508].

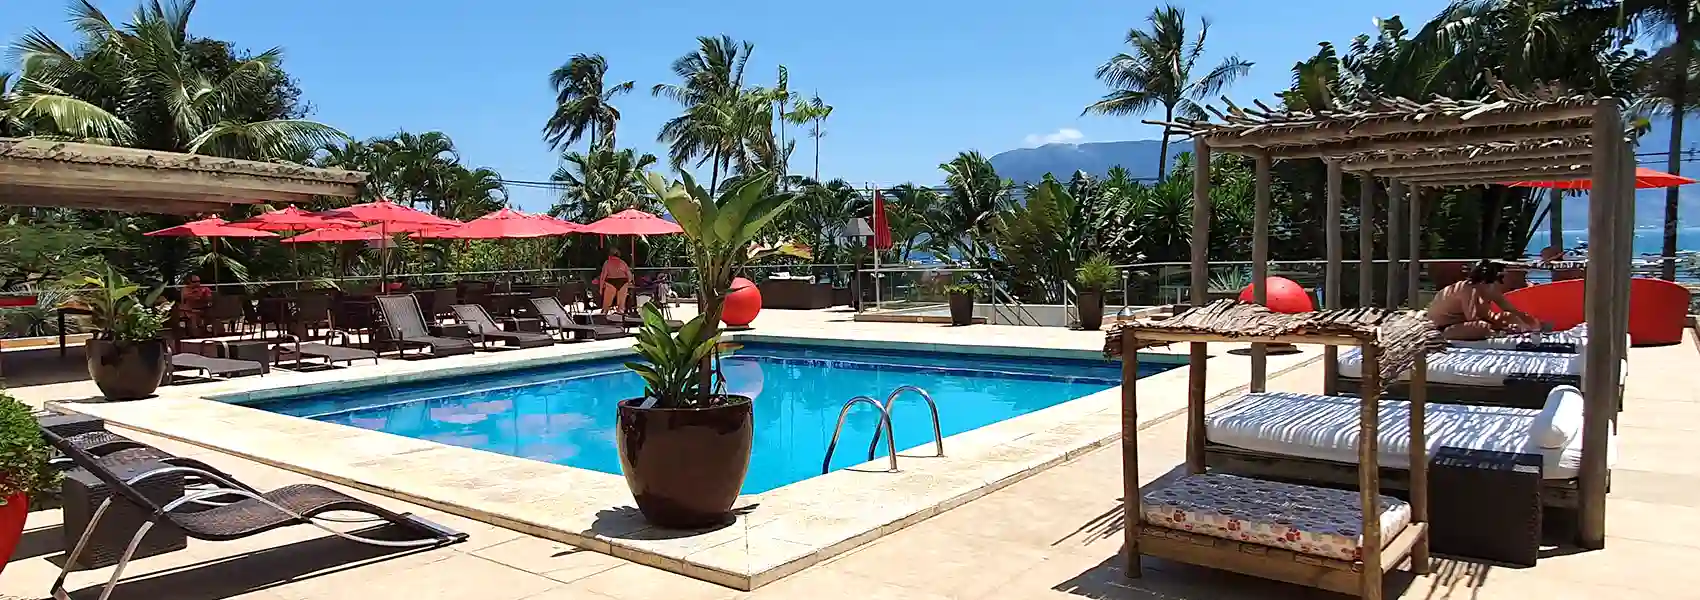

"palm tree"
[933, 151, 1010, 265]
[654, 35, 755, 195]
[9, 0, 346, 159]
[1626, 0, 1700, 279]
[549, 147, 659, 221]
[1083, 5, 1252, 177]
[543, 53, 634, 151]
[785, 94, 833, 181]
[370, 131, 460, 212]
[440, 167, 507, 221]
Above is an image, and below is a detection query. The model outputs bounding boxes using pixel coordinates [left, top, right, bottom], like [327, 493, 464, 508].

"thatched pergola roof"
[1105, 300, 1443, 385]
[0, 138, 365, 214]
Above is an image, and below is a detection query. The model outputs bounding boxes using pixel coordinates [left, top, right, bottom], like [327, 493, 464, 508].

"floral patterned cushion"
[1142, 473, 1411, 562]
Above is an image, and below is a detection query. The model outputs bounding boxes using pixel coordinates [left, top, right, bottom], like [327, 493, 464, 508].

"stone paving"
[4, 309, 1697, 599]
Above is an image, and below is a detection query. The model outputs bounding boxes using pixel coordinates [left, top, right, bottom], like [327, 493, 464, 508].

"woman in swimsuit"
[599, 248, 632, 315]
[1426, 259, 1545, 340]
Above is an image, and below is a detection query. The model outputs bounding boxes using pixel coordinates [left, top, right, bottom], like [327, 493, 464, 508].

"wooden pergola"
[0, 138, 365, 214]
[1147, 84, 1631, 549]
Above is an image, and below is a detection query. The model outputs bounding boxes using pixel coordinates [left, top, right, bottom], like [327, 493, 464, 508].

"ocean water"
[251, 343, 1180, 494]
[1526, 227, 1700, 256]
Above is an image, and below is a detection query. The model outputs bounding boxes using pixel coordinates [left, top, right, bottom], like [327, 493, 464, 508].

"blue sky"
[6, 0, 1449, 212]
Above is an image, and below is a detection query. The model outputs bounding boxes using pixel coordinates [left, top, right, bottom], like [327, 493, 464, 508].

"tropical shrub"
[0, 392, 59, 503]
[64, 266, 168, 342]
[1076, 254, 1118, 292]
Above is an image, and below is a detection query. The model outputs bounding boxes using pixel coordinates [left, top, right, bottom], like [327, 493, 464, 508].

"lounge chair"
[50, 430, 255, 495]
[169, 344, 267, 382]
[374, 295, 476, 359]
[42, 428, 465, 600]
[1334, 346, 1624, 409]
[529, 297, 628, 341]
[449, 304, 555, 349]
[275, 330, 381, 367]
[1452, 322, 1589, 354]
[1201, 388, 1615, 509]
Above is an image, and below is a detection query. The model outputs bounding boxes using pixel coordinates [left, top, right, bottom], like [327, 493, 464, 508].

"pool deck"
[5, 308, 1698, 599]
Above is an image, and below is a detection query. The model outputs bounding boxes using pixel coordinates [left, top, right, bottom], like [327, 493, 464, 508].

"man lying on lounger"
[1427, 259, 1549, 341]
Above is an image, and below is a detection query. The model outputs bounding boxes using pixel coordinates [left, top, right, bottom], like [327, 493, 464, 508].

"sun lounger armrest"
[123, 465, 249, 501]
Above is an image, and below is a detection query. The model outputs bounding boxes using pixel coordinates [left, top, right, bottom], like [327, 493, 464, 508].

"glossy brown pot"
[948, 292, 974, 326]
[616, 396, 753, 529]
[85, 338, 167, 401]
[1077, 291, 1104, 331]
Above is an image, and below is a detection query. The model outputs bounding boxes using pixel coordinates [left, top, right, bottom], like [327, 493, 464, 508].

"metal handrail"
[868, 385, 943, 460]
[822, 395, 897, 474]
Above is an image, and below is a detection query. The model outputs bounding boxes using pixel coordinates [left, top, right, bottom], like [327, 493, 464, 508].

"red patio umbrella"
[418, 207, 581, 239]
[280, 228, 384, 243]
[579, 208, 683, 235]
[1506, 167, 1698, 189]
[870, 190, 894, 250]
[315, 199, 461, 283]
[145, 217, 277, 286]
[230, 206, 360, 231]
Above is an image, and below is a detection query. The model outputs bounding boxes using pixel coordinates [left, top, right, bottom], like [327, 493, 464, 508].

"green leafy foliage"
[1076, 254, 1118, 292]
[0, 392, 60, 502]
[624, 306, 722, 409]
[65, 265, 167, 342]
[944, 283, 977, 297]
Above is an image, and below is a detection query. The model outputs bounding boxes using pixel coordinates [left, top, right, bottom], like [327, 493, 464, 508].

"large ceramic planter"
[85, 338, 168, 401]
[1077, 291, 1104, 331]
[0, 492, 25, 577]
[616, 396, 753, 529]
[948, 292, 974, 326]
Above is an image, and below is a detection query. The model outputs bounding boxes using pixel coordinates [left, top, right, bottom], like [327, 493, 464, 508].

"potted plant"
[946, 284, 976, 326]
[1075, 254, 1116, 331]
[0, 393, 60, 576]
[67, 266, 170, 400]
[616, 172, 797, 528]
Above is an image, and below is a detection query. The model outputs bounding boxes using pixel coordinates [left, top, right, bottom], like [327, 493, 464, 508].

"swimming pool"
[252, 342, 1180, 493]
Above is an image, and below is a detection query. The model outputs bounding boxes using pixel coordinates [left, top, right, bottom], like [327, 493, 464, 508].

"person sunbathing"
[1426, 260, 1547, 341]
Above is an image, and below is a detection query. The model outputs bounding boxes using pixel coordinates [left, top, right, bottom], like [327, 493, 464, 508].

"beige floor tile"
[571, 563, 743, 600]
[471, 537, 626, 583]
[284, 553, 558, 600]
[823, 524, 1050, 599]
[749, 567, 953, 600]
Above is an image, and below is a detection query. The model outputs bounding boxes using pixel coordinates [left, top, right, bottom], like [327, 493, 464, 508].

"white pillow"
[1532, 385, 1585, 449]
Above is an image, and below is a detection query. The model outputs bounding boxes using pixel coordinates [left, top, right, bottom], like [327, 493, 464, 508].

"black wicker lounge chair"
[449, 304, 555, 349]
[529, 297, 628, 341]
[275, 331, 381, 367]
[49, 430, 252, 494]
[374, 295, 476, 359]
[43, 428, 466, 600]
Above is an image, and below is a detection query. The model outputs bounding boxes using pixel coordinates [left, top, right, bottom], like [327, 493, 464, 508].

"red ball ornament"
[721, 277, 762, 327]
[1237, 277, 1314, 314]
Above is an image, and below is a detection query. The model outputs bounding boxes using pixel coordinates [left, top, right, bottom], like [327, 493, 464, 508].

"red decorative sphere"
[1238, 277, 1314, 314]
[721, 277, 762, 327]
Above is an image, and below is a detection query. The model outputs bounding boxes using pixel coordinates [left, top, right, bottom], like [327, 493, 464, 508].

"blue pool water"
[252, 343, 1179, 493]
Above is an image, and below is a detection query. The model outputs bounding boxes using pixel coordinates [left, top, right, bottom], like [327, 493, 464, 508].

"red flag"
[871, 189, 894, 250]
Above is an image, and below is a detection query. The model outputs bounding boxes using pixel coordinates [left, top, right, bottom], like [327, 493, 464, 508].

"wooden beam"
[1358, 175, 1376, 307]
[1340, 144, 1594, 171]
[1251, 152, 1271, 392]
[1400, 164, 1590, 184]
[0, 160, 358, 200]
[1323, 160, 1342, 395]
[1408, 352, 1431, 574]
[1359, 344, 1385, 600]
[0, 189, 243, 214]
[1547, 188, 1565, 254]
[1364, 156, 1591, 178]
[1253, 124, 1595, 160]
[1201, 104, 1596, 150]
[1386, 179, 1404, 309]
[1578, 99, 1618, 550]
[1188, 137, 1211, 474]
[1121, 334, 1142, 576]
[1408, 185, 1423, 308]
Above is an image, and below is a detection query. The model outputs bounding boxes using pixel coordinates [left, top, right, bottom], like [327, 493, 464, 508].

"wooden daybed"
[1109, 300, 1439, 598]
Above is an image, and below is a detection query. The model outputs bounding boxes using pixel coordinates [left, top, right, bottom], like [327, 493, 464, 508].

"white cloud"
[1023, 128, 1085, 147]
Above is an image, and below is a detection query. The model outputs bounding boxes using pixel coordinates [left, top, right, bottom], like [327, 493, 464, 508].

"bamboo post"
[1122, 334, 1142, 577]
[1615, 147, 1635, 383]
[1409, 351, 1431, 574]
[1578, 98, 1619, 550]
[1548, 187, 1565, 255]
[1324, 160, 1343, 396]
[1407, 185, 1423, 309]
[1359, 343, 1384, 600]
[1358, 174, 1376, 307]
[1250, 152, 1271, 392]
[1386, 179, 1405, 309]
[1187, 137, 1212, 473]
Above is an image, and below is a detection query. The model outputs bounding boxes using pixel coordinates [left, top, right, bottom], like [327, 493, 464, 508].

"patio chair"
[42, 428, 466, 600]
[449, 304, 555, 349]
[275, 330, 381, 367]
[374, 295, 477, 359]
[169, 341, 267, 382]
[529, 297, 628, 341]
[204, 294, 251, 338]
[50, 430, 255, 496]
[432, 288, 457, 322]
[295, 292, 334, 338]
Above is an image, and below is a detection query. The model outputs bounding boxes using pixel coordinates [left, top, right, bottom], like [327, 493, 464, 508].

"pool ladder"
[821, 385, 944, 474]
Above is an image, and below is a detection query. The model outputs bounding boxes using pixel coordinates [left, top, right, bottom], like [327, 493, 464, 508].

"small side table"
[61, 455, 187, 569]
[503, 318, 543, 333]
[431, 323, 470, 338]
[220, 340, 273, 375]
[1429, 446, 1543, 567]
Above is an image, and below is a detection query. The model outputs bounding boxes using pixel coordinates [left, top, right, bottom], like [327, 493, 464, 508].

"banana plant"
[637, 170, 799, 404]
[62, 265, 166, 342]
[625, 306, 720, 409]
